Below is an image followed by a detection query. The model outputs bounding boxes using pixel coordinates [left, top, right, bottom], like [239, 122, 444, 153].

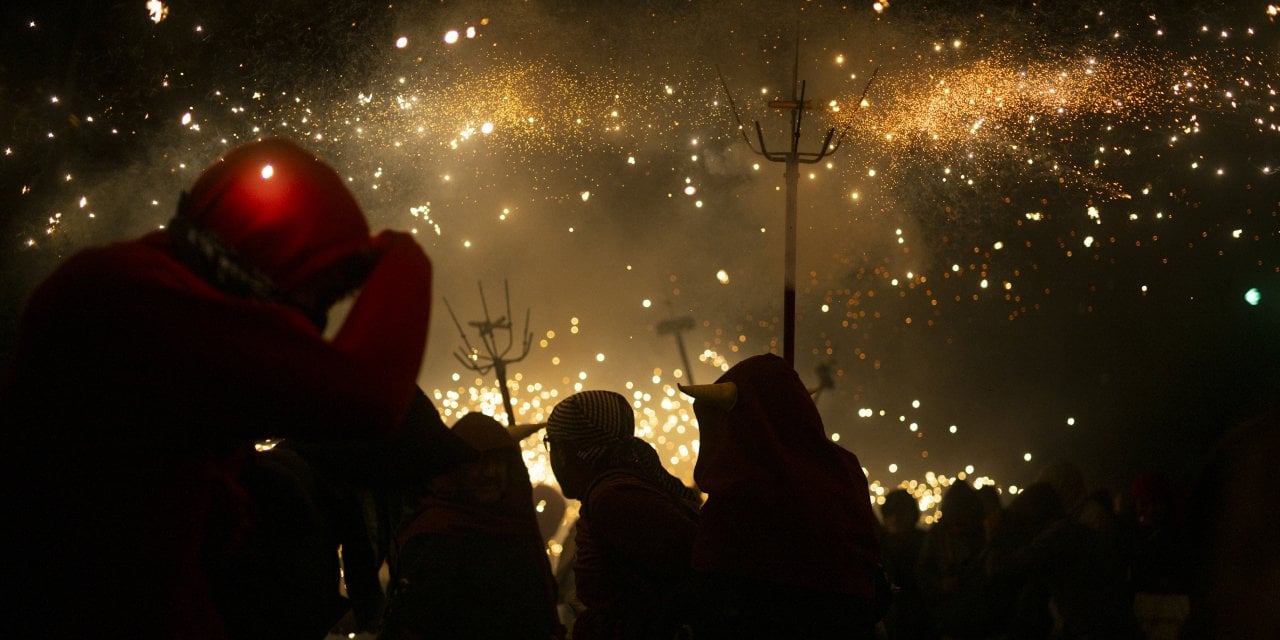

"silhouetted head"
[1036, 460, 1087, 516]
[938, 480, 984, 535]
[680, 353, 829, 493]
[880, 488, 921, 533]
[998, 481, 1065, 547]
[545, 390, 635, 499]
[449, 412, 523, 506]
[174, 138, 376, 326]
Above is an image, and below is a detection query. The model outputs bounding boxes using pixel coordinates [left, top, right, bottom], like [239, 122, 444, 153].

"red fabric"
[571, 471, 698, 638]
[691, 353, 882, 598]
[9, 229, 431, 439]
[395, 415, 541, 544]
[3, 151, 432, 635]
[391, 413, 562, 637]
[183, 137, 372, 293]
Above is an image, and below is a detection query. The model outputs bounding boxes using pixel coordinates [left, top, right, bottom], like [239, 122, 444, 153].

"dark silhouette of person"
[680, 353, 886, 639]
[1126, 470, 1192, 638]
[380, 412, 563, 639]
[989, 465, 1142, 639]
[916, 480, 993, 639]
[234, 388, 475, 638]
[1182, 409, 1280, 640]
[976, 484, 1004, 543]
[545, 390, 701, 640]
[986, 481, 1066, 639]
[2, 138, 437, 639]
[879, 488, 934, 640]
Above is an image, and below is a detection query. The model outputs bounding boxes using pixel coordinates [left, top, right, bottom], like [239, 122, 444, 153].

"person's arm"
[44, 233, 432, 438]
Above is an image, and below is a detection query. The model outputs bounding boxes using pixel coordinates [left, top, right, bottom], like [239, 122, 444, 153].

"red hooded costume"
[2, 139, 434, 638]
[688, 354, 885, 637]
[383, 413, 564, 639]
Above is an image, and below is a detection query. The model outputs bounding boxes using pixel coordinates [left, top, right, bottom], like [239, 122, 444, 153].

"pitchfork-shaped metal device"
[444, 280, 533, 427]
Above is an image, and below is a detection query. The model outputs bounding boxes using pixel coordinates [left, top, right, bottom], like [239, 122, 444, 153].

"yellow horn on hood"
[508, 422, 547, 442]
[678, 382, 739, 411]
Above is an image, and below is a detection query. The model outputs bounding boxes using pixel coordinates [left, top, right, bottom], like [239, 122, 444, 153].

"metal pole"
[674, 331, 695, 385]
[784, 156, 798, 366]
[494, 360, 515, 427]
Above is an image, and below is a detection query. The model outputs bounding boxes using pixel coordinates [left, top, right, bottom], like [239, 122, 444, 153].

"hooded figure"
[546, 390, 700, 640]
[381, 413, 564, 639]
[2, 138, 436, 639]
[680, 353, 885, 639]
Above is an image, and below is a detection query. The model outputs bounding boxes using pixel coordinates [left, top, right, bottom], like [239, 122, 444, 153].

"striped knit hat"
[548, 390, 700, 505]
[546, 390, 634, 464]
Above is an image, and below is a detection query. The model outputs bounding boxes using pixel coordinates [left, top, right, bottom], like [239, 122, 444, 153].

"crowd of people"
[2, 139, 1273, 639]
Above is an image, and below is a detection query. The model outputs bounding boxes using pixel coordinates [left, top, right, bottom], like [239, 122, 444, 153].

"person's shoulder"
[40, 233, 181, 292]
[587, 469, 647, 493]
[585, 470, 677, 508]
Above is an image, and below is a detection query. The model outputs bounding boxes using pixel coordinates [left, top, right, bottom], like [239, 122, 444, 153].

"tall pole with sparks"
[445, 281, 533, 428]
[718, 45, 876, 366]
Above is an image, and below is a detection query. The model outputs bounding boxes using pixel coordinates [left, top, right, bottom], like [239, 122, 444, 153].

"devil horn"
[509, 422, 547, 442]
[678, 382, 739, 411]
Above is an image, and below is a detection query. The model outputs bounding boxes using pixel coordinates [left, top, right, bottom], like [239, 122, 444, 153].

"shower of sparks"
[834, 48, 1215, 196]
[5, 3, 1278, 505]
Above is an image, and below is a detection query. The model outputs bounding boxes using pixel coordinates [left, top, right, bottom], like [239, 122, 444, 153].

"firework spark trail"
[830, 47, 1223, 197]
[306, 56, 728, 161]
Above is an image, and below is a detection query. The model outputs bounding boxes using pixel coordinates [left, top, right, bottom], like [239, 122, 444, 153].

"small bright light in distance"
[444, 30, 459, 44]
[260, 164, 274, 179]
[1245, 288, 1261, 306]
[395, 36, 408, 48]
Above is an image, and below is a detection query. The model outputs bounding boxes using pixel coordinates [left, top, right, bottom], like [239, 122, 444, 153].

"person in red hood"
[2, 138, 435, 639]
[680, 353, 887, 639]
[381, 412, 564, 639]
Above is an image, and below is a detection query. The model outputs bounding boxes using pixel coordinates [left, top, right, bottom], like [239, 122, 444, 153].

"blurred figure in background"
[879, 488, 934, 640]
[989, 463, 1141, 639]
[1128, 470, 1191, 639]
[917, 480, 993, 639]
[985, 481, 1065, 639]
[546, 390, 701, 640]
[681, 353, 886, 639]
[976, 485, 1004, 544]
[380, 412, 563, 639]
[1183, 409, 1280, 640]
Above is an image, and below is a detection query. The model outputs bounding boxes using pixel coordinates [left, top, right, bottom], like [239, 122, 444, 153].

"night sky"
[2, 0, 1277, 514]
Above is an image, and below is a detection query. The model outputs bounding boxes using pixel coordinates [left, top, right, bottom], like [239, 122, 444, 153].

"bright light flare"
[147, 0, 168, 24]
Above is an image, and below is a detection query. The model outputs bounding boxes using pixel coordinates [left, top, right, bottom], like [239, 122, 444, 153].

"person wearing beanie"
[546, 390, 700, 640]
[2, 138, 437, 639]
